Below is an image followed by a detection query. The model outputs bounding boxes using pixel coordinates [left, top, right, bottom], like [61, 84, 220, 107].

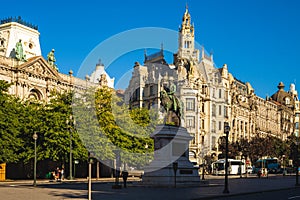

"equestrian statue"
[160, 83, 183, 126]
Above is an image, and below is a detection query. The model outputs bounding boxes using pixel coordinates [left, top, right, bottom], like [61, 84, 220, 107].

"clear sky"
[2, 0, 300, 98]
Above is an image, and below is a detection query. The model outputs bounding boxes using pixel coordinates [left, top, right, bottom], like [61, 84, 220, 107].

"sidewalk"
[0, 176, 140, 185]
[0, 175, 298, 200]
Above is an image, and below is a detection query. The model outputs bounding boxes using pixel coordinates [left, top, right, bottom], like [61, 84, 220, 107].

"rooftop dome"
[271, 82, 294, 107]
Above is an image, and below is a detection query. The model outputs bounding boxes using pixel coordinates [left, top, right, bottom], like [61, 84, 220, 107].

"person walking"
[61, 167, 65, 180]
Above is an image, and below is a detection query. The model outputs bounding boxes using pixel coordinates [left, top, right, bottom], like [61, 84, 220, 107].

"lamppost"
[88, 152, 95, 200]
[66, 115, 75, 180]
[74, 160, 79, 179]
[33, 132, 38, 187]
[201, 148, 206, 180]
[223, 122, 230, 194]
[112, 149, 121, 189]
[295, 136, 299, 186]
[239, 152, 243, 178]
[282, 155, 286, 176]
[173, 162, 178, 188]
[145, 143, 148, 165]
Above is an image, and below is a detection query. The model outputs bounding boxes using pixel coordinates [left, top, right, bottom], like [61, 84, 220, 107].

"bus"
[212, 159, 245, 175]
[253, 158, 280, 174]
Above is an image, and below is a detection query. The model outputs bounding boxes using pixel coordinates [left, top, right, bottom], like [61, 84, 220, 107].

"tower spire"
[185, 2, 188, 12]
[177, 5, 199, 62]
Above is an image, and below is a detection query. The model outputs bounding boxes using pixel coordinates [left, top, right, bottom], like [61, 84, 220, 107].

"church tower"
[177, 6, 199, 62]
[0, 17, 41, 59]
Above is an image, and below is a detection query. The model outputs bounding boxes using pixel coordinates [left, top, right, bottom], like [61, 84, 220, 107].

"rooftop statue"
[15, 39, 27, 61]
[47, 49, 58, 71]
[160, 83, 183, 126]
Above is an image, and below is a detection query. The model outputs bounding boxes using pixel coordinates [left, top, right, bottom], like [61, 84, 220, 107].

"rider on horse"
[167, 83, 178, 112]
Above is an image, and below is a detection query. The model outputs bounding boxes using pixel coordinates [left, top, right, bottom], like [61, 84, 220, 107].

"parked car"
[246, 166, 253, 174]
[127, 169, 144, 178]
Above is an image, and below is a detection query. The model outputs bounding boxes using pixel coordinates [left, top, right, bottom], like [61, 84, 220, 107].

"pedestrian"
[122, 170, 129, 188]
[61, 167, 65, 180]
[257, 169, 262, 178]
[55, 167, 61, 181]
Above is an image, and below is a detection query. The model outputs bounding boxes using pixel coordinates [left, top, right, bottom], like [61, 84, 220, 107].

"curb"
[191, 187, 298, 200]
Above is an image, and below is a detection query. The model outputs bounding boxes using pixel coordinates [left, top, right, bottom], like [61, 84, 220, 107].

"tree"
[0, 81, 24, 163]
[73, 86, 158, 168]
[41, 91, 88, 164]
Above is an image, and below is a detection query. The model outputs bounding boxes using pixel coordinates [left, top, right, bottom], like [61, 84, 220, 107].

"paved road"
[212, 188, 300, 200]
[0, 175, 299, 200]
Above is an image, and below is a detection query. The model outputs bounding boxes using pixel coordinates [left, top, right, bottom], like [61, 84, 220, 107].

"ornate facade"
[0, 17, 113, 101]
[125, 7, 300, 165]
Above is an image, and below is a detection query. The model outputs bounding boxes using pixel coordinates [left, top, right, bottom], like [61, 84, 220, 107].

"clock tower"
[177, 6, 199, 62]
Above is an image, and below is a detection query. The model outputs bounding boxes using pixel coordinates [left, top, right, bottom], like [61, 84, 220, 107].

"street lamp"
[88, 152, 95, 200]
[33, 132, 38, 187]
[223, 122, 230, 194]
[173, 162, 178, 188]
[201, 149, 206, 180]
[239, 152, 243, 178]
[112, 149, 121, 189]
[145, 143, 149, 165]
[66, 115, 75, 180]
[282, 155, 286, 176]
[74, 160, 79, 179]
[295, 136, 299, 186]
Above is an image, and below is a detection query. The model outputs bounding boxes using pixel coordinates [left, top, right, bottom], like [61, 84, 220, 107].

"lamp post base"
[223, 188, 229, 194]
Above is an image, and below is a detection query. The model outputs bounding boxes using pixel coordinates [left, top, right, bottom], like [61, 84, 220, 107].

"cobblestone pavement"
[0, 174, 299, 200]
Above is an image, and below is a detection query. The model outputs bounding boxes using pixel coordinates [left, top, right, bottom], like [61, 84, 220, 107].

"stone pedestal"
[142, 124, 201, 187]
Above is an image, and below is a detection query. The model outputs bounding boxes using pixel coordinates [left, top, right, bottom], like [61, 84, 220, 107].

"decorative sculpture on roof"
[15, 39, 27, 61]
[99, 73, 108, 87]
[47, 49, 58, 71]
[160, 83, 183, 126]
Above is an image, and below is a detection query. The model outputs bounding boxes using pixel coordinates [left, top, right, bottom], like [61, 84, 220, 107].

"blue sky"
[2, 0, 300, 98]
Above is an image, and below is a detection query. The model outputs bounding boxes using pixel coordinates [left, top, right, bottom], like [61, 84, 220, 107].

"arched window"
[285, 97, 290, 105]
[28, 89, 42, 100]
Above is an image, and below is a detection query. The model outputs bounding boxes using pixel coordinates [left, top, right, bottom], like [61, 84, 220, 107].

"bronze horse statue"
[160, 89, 183, 126]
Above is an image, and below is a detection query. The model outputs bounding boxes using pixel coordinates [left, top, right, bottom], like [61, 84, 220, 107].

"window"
[190, 133, 196, 145]
[202, 85, 207, 95]
[212, 136, 216, 148]
[186, 116, 195, 128]
[212, 120, 216, 133]
[150, 85, 154, 96]
[212, 104, 216, 117]
[186, 98, 195, 111]
[212, 88, 215, 98]
[224, 106, 228, 117]
[225, 91, 229, 102]
[201, 119, 205, 129]
[240, 121, 243, 133]
[219, 89, 222, 98]
[219, 105, 222, 115]
[285, 97, 290, 105]
[202, 102, 205, 112]
[219, 121, 222, 130]
[184, 41, 191, 48]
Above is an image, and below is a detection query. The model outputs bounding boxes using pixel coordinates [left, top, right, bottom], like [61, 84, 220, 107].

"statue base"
[142, 124, 202, 187]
